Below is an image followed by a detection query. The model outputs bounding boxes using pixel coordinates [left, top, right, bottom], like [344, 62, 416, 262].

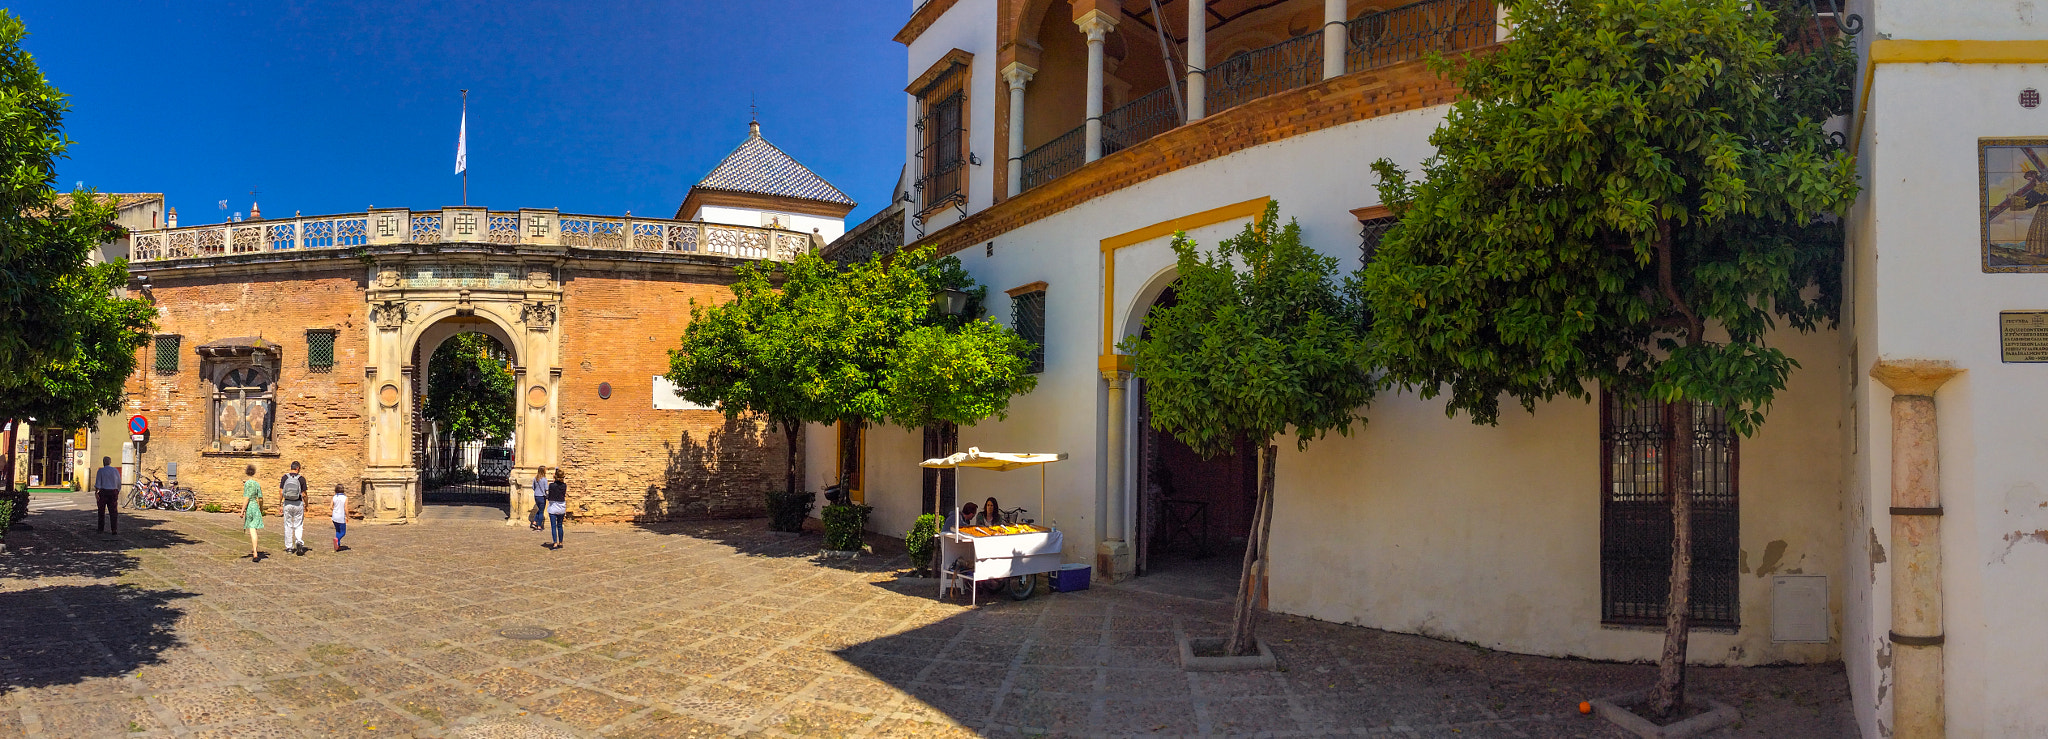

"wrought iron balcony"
[127, 209, 816, 265]
[1016, 0, 1496, 193]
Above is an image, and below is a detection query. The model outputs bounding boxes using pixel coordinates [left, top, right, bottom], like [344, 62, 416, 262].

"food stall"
[920, 448, 1068, 604]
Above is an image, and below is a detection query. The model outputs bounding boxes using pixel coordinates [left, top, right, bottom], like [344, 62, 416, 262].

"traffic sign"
[128, 415, 148, 435]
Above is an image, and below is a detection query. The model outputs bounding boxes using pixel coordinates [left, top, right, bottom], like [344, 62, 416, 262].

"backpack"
[282, 474, 304, 502]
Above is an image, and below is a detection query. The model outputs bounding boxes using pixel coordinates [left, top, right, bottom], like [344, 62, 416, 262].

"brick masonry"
[556, 266, 794, 522]
[127, 258, 793, 523]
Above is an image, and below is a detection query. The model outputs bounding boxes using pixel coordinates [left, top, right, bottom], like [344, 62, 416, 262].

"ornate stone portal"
[361, 258, 562, 524]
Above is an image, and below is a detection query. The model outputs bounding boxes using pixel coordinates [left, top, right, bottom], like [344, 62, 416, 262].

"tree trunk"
[783, 422, 800, 496]
[1226, 440, 1278, 657]
[1653, 399, 1695, 719]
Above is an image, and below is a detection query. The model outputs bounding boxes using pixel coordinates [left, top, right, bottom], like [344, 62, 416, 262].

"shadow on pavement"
[0, 583, 194, 692]
[0, 506, 200, 580]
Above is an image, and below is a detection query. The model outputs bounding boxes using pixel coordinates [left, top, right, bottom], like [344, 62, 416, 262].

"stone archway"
[359, 260, 562, 524]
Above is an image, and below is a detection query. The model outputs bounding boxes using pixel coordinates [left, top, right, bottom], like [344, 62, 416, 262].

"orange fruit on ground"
[1578, 701, 1593, 715]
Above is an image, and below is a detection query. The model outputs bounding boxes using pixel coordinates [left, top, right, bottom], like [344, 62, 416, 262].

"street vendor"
[946, 502, 979, 532]
[981, 497, 1002, 525]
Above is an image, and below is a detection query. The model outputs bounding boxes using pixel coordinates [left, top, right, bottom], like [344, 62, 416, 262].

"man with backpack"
[280, 461, 310, 555]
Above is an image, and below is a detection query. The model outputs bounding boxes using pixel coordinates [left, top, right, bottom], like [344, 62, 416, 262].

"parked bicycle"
[128, 468, 198, 512]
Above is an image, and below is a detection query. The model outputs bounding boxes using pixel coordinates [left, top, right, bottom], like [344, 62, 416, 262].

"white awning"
[918, 447, 1068, 472]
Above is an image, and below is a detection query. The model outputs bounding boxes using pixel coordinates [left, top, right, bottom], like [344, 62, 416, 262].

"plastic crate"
[1051, 563, 1091, 592]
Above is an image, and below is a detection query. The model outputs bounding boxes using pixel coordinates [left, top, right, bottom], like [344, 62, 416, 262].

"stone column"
[1099, 367, 1134, 581]
[1323, 0, 1347, 80]
[1002, 62, 1036, 195]
[1187, 0, 1206, 121]
[1869, 359, 1962, 739]
[1078, 10, 1117, 163]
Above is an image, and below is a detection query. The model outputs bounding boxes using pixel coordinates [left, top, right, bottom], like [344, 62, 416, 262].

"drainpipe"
[1869, 359, 1961, 739]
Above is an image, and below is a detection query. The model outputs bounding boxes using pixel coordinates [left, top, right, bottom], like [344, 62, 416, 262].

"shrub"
[201, 503, 223, 513]
[904, 514, 939, 576]
[821, 503, 872, 552]
[763, 490, 813, 533]
[0, 496, 13, 534]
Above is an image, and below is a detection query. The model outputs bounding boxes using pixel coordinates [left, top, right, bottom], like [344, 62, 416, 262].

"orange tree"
[1360, 0, 1855, 717]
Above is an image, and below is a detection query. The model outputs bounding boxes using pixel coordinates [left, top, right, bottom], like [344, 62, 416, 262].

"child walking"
[242, 464, 264, 561]
[330, 483, 349, 551]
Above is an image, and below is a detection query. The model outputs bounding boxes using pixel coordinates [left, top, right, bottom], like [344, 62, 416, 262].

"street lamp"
[934, 288, 971, 317]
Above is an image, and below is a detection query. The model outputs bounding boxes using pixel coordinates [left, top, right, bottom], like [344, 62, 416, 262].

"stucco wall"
[1850, 57, 2048, 738]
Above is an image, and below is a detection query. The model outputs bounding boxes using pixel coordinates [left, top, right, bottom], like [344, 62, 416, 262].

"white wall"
[1850, 58, 2048, 738]
[904, 0, 999, 235]
[694, 204, 845, 244]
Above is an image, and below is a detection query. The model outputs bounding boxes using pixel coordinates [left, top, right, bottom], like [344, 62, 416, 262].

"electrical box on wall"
[1771, 575, 1830, 643]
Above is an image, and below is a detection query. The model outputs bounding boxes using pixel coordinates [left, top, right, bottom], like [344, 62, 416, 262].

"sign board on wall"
[2000, 311, 2048, 362]
[650, 376, 720, 411]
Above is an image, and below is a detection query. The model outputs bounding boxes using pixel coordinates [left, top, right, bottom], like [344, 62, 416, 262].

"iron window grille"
[1012, 289, 1047, 374]
[306, 329, 337, 371]
[153, 334, 181, 374]
[915, 88, 968, 221]
[1358, 215, 1397, 269]
[1600, 390, 1740, 628]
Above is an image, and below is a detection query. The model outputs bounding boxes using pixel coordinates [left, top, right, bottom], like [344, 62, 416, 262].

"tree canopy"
[1120, 201, 1378, 655]
[424, 332, 514, 443]
[1360, 0, 1856, 716]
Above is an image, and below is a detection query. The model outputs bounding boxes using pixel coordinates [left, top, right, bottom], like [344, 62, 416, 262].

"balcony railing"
[1020, 125, 1086, 192]
[128, 209, 814, 264]
[1016, 0, 1496, 193]
[1103, 86, 1183, 157]
[1346, 0, 1497, 74]
[1207, 32, 1324, 116]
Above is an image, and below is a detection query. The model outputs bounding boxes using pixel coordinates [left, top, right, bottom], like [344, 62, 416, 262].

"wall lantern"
[934, 288, 971, 317]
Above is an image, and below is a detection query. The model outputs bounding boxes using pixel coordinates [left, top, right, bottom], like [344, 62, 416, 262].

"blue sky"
[20, 1, 907, 226]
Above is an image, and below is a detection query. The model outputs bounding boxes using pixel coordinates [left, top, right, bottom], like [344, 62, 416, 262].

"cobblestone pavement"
[0, 498, 1853, 738]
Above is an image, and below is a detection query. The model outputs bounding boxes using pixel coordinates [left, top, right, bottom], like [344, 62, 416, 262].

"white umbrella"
[919, 447, 1068, 528]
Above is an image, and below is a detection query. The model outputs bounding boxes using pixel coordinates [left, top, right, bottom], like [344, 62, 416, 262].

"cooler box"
[1052, 563, 1091, 592]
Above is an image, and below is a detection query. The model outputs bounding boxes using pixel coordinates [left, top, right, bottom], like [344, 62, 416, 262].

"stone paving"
[0, 494, 1853, 738]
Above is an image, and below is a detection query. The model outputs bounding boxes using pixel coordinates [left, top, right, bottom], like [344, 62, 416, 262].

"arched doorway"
[1129, 283, 1259, 601]
[406, 313, 523, 522]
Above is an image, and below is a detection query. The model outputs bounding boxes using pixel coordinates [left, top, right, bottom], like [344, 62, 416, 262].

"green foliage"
[1363, 0, 1857, 436]
[424, 333, 514, 443]
[201, 503, 223, 514]
[0, 10, 157, 434]
[821, 503, 872, 551]
[764, 490, 813, 533]
[0, 496, 13, 532]
[905, 513, 940, 574]
[1120, 202, 1379, 456]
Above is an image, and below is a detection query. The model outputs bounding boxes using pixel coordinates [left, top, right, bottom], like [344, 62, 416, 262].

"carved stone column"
[1323, 0, 1346, 79]
[1077, 10, 1117, 163]
[1870, 359, 1962, 739]
[1002, 62, 1036, 196]
[1100, 366, 1134, 581]
[1187, 0, 1207, 121]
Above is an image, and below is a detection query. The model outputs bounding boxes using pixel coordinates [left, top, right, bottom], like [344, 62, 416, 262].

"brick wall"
[128, 267, 368, 520]
[555, 267, 793, 522]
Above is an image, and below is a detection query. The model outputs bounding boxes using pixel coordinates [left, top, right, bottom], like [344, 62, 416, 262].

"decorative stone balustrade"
[128, 208, 816, 264]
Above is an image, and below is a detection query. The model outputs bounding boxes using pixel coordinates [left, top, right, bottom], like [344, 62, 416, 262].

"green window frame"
[306, 329, 337, 371]
[153, 334, 181, 374]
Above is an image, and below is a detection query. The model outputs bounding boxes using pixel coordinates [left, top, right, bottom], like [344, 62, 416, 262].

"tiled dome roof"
[693, 122, 855, 206]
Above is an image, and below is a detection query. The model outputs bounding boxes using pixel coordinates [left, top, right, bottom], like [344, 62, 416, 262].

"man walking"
[280, 461, 310, 555]
[93, 456, 121, 535]
[529, 466, 548, 531]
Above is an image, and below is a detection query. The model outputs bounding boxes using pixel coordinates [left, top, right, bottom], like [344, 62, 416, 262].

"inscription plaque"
[2001, 311, 2048, 362]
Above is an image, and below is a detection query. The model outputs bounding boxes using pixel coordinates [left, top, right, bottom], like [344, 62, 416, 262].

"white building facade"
[816, 0, 2048, 734]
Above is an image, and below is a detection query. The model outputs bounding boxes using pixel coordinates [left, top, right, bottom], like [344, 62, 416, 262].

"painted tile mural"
[1980, 138, 2048, 272]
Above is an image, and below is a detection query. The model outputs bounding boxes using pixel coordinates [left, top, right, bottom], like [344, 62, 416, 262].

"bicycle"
[134, 469, 198, 512]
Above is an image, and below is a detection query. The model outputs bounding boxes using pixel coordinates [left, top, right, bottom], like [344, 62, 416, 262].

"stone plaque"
[2001, 311, 2048, 362]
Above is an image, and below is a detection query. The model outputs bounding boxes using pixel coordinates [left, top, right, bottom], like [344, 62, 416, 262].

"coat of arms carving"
[520, 302, 558, 331]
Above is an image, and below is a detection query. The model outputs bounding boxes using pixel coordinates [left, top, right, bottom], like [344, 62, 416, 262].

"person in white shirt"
[330, 483, 349, 552]
[278, 461, 310, 555]
[93, 457, 122, 535]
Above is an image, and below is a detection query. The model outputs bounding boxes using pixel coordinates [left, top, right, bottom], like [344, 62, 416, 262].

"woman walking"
[545, 469, 567, 549]
[242, 464, 264, 561]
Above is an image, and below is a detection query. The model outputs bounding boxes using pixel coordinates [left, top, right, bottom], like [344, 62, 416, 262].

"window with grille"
[1012, 289, 1046, 374]
[1358, 216, 1397, 269]
[1600, 390, 1740, 628]
[306, 329, 337, 371]
[153, 335, 181, 373]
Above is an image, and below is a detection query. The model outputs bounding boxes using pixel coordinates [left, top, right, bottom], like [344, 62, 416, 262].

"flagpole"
[459, 90, 468, 206]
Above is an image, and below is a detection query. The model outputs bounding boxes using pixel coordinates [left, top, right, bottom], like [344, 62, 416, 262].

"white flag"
[454, 107, 467, 175]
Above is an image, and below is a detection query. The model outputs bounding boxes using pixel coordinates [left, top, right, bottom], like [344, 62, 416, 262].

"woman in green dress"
[242, 464, 264, 561]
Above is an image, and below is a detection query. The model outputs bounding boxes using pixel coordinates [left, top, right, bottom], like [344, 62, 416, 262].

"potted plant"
[763, 490, 813, 534]
[904, 513, 939, 577]
[820, 503, 872, 559]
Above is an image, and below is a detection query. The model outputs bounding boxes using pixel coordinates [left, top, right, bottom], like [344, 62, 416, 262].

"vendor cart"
[920, 448, 1068, 604]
